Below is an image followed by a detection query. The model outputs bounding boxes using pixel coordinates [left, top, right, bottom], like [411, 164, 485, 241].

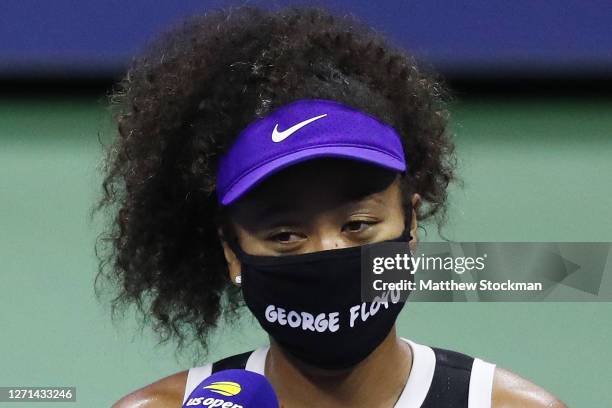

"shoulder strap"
[420, 347, 474, 408]
[468, 358, 496, 408]
[211, 350, 254, 373]
[183, 350, 256, 405]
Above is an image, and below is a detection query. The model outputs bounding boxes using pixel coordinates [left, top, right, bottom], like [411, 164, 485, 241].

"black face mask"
[230, 230, 413, 370]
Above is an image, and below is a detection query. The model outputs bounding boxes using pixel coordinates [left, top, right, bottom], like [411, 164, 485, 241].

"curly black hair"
[94, 6, 457, 357]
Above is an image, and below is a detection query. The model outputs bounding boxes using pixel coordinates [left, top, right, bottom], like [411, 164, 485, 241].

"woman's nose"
[313, 234, 350, 252]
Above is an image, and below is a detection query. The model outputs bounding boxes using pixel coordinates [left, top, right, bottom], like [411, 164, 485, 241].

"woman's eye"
[271, 231, 302, 243]
[342, 221, 372, 233]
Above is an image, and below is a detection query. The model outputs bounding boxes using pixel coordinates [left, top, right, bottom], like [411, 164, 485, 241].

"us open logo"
[185, 381, 244, 407]
[203, 381, 242, 396]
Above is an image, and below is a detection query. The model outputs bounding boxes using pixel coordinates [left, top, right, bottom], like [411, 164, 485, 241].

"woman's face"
[222, 159, 419, 278]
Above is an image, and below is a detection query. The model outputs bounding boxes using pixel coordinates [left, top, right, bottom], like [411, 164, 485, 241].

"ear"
[218, 228, 242, 286]
[409, 193, 421, 252]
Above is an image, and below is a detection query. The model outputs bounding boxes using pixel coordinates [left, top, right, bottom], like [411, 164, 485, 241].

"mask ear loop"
[225, 237, 245, 286]
[218, 223, 246, 286]
[404, 198, 414, 243]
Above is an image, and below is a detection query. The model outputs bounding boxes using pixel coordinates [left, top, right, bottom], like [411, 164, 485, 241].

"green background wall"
[1, 95, 611, 407]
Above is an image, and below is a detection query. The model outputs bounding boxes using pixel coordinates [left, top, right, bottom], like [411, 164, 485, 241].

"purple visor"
[216, 99, 406, 206]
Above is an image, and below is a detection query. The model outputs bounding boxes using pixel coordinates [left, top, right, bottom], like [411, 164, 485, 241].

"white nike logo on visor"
[271, 114, 327, 142]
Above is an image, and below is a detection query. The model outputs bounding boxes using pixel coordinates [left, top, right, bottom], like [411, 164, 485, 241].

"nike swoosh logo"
[271, 114, 327, 142]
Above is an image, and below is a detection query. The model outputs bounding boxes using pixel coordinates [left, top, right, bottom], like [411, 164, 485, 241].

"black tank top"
[182, 338, 496, 408]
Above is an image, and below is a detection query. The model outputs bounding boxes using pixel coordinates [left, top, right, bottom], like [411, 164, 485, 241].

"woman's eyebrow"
[242, 202, 304, 226]
[345, 193, 387, 209]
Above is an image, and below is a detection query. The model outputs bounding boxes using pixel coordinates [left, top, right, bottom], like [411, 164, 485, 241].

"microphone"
[183, 369, 280, 408]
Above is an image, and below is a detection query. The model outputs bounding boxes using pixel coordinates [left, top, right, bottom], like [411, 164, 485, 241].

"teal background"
[1, 95, 611, 407]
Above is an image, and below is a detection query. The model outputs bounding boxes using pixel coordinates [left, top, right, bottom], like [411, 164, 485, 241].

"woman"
[99, 7, 565, 407]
